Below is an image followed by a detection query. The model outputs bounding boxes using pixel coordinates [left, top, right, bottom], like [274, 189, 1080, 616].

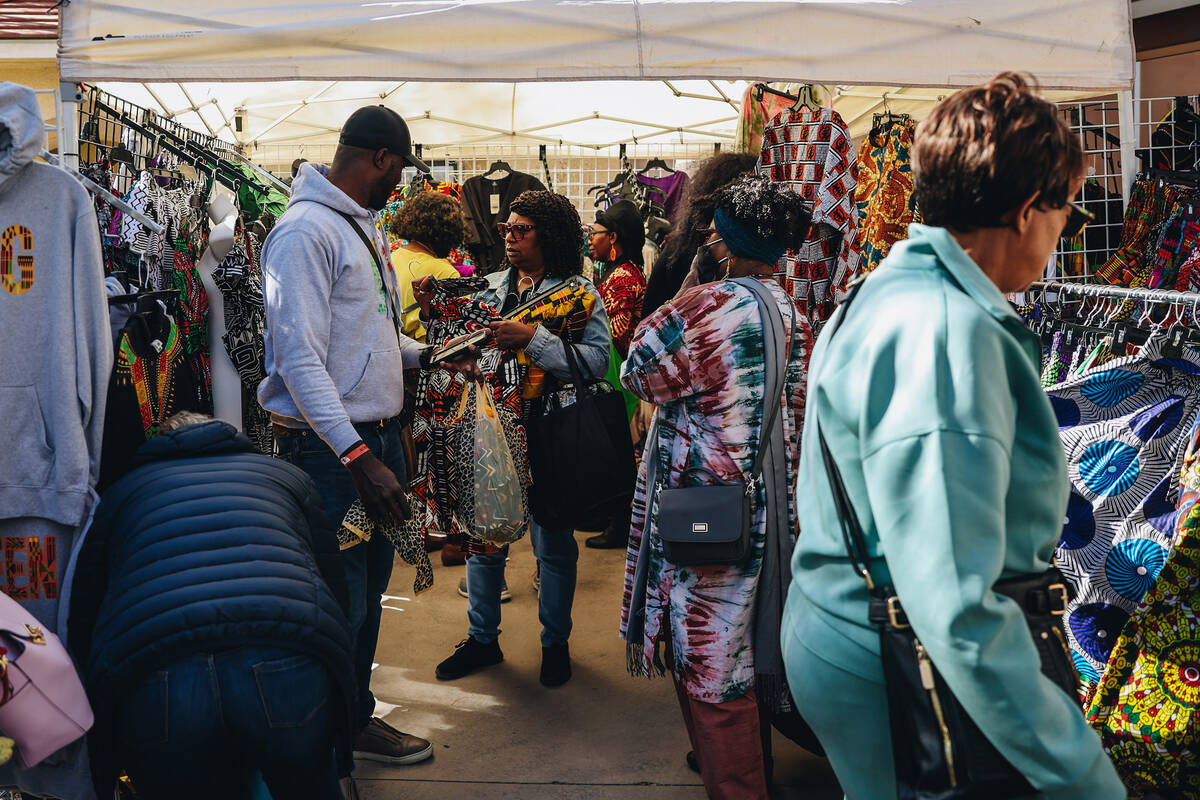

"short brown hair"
[913, 72, 1083, 231]
[390, 192, 467, 259]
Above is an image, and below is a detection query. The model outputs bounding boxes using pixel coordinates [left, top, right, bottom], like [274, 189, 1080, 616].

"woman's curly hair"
[389, 191, 467, 259]
[505, 190, 584, 279]
[712, 173, 812, 253]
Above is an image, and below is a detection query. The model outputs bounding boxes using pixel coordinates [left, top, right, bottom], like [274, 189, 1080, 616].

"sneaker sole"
[353, 742, 434, 766]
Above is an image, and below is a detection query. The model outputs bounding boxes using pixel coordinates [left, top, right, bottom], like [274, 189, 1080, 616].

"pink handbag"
[0, 593, 93, 768]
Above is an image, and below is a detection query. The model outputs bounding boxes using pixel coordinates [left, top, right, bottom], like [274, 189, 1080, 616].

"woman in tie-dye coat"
[619, 174, 813, 800]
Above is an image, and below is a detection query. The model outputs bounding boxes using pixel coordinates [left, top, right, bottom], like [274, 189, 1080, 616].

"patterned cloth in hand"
[1084, 413, 1200, 797]
[338, 500, 433, 594]
[1047, 332, 1200, 690]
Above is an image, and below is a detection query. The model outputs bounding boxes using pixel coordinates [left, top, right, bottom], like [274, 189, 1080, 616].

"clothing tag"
[150, 339, 163, 353]
[490, 193, 500, 215]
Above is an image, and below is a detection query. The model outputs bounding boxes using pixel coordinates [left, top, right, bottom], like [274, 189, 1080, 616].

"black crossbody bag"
[817, 280, 1079, 798]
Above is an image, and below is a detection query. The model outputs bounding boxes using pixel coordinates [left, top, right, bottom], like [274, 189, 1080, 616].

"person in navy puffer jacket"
[68, 413, 355, 800]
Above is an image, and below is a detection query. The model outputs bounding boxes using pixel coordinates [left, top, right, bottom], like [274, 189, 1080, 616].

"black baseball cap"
[339, 105, 430, 173]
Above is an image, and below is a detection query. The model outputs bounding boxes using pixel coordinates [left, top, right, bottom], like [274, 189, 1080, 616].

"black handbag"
[526, 328, 636, 531]
[655, 277, 794, 566]
[816, 282, 1078, 799]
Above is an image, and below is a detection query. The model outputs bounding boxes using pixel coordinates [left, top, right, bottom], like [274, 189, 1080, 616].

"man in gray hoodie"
[259, 105, 441, 766]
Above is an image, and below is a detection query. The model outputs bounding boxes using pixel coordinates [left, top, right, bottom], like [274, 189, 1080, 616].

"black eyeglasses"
[497, 222, 536, 240]
[1061, 201, 1095, 239]
[589, 228, 613, 238]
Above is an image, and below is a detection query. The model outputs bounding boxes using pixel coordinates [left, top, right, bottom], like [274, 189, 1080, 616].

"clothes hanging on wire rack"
[756, 105, 861, 326]
[462, 169, 546, 274]
[1096, 177, 1200, 298]
[379, 179, 477, 275]
[853, 117, 921, 275]
[635, 171, 688, 222]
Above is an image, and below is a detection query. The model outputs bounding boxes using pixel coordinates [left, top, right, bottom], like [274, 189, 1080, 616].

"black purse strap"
[734, 278, 795, 482]
[336, 210, 402, 347]
[812, 279, 887, 596]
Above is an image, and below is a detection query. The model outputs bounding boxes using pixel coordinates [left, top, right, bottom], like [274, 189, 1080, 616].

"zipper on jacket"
[915, 642, 957, 788]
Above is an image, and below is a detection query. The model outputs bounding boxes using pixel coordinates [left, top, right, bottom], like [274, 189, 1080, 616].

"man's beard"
[368, 174, 398, 210]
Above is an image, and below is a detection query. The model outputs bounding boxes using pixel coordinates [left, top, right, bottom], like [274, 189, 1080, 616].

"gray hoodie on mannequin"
[258, 162, 425, 455]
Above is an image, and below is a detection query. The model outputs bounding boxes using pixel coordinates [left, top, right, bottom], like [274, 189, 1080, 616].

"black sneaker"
[540, 643, 571, 687]
[584, 529, 628, 549]
[436, 636, 503, 680]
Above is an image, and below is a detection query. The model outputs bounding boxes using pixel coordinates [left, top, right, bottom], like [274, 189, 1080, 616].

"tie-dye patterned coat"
[619, 278, 812, 703]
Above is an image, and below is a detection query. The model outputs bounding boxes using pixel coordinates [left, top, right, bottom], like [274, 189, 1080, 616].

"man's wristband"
[340, 442, 371, 467]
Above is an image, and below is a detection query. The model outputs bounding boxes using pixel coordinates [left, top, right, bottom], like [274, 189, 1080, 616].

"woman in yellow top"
[390, 191, 467, 342]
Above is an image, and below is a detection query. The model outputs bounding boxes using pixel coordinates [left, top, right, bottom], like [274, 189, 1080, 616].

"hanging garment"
[635, 172, 689, 222]
[1046, 333, 1200, 690]
[853, 118, 921, 274]
[1150, 106, 1200, 173]
[379, 180, 477, 274]
[1096, 178, 1181, 288]
[210, 223, 267, 388]
[1150, 204, 1200, 291]
[1084, 413, 1200, 797]
[756, 106, 860, 325]
[1042, 331, 1077, 389]
[461, 170, 546, 274]
[735, 84, 801, 155]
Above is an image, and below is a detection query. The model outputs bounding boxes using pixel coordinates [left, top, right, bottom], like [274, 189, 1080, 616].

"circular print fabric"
[1129, 395, 1185, 442]
[1081, 369, 1145, 408]
[1050, 395, 1081, 429]
[1079, 440, 1141, 496]
[1143, 474, 1180, 537]
[1072, 650, 1099, 683]
[1070, 602, 1132, 664]
[1153, 357, 1200, 376]
[1060, 490, 1096, 550]
[1105, 538, 1169, 602]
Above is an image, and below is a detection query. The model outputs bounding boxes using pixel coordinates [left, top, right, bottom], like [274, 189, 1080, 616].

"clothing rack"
[39, 149, 165, 237]
[1030, 280, 1200, 306]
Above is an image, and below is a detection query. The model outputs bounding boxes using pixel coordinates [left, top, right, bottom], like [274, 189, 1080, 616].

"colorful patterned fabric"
[1085, 414, 1200, 796]
[1096, 179, 1180, 288]
[597, 258, 647, 358]
[1042, 331, 1075, 389]
[1047, 332, 1200, 689]
[378, 181, 477, 273]
[854, 119, 921, 274]
[756, 106, 860, 326]
[735, 83, 808, 155]
[619, 279, 813, 703]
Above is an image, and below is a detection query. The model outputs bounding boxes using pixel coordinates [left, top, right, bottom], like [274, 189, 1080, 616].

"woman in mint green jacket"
[782, 73, 1125, 799]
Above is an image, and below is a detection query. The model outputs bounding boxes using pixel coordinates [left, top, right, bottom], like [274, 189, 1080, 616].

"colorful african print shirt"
[1084, 412, 1200, 796]
[1047, 332, 1200, 690]
[854, 118, 921, 274]
[619, 278, 813, 703]
[598, 258, 647, 358]
[756, 106, 861, 326]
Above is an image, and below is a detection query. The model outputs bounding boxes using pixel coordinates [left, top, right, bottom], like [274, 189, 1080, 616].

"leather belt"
[271, 416, 401, 438]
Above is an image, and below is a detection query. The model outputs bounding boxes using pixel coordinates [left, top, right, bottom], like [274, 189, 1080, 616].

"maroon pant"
[671, 673, 771, 799]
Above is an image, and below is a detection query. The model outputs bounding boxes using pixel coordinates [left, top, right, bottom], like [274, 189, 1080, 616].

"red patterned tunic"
[598, 258, 647, 358]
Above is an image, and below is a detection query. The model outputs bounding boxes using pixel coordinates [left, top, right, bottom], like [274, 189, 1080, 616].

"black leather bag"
[526, 332, 635, 531]
[656, 278, 793, 566]
[817, 282, 1078, 799]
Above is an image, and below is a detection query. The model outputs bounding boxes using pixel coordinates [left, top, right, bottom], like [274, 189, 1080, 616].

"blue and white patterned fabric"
[1047, 332, 1200, 686]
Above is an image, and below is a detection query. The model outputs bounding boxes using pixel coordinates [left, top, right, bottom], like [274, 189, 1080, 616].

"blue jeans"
[114, 646, 341, 800]
[467, 519, 578, 647]
[275, 420, 404, 728]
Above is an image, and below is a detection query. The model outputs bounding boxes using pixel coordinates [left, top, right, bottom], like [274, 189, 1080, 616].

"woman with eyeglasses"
[416, 190, 611, 689]
[781, 73, 1120, 800]
[620, 173, 813, 799]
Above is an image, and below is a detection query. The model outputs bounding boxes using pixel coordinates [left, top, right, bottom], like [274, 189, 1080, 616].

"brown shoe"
[441, 540, 466, 566]
[353, 717, 433, 765]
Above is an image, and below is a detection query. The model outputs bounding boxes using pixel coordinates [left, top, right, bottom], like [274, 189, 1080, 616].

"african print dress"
[619, 278, 812, 703]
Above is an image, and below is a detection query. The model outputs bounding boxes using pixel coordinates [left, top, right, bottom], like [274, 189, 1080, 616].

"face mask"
[692, 243, 728, 284]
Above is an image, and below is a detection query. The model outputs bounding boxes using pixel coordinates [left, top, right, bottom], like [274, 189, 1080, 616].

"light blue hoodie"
[258, 163, 425, 455]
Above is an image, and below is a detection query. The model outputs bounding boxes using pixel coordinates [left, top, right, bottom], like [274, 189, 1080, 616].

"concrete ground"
[355, 533, 843, 800]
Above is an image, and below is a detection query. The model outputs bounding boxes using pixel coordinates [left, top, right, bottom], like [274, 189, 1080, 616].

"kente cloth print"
[1047, 333, 1200, 690]
[1085, 415, 1200, 797]
[756, 106, 860, 325]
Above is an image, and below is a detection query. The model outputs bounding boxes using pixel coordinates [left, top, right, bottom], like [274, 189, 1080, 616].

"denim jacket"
[474, 268, 611, 383]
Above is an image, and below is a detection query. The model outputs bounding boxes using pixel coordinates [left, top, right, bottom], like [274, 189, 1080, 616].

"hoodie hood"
[289, 162, 374, 221]
[0, 82, 45, 192]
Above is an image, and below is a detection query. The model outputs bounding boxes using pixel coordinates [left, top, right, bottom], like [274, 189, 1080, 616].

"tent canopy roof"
[63, 0, 1134, 90]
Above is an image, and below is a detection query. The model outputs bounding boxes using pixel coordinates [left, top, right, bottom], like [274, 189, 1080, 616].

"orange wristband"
[340, 442, 370, 467]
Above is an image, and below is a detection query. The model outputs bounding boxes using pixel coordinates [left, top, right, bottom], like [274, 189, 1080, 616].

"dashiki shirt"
[1085, 413, 1200, 797]
[597, 257, 647, 358]
[620, 279, 813, 703]
[854, 118, 921, 274]
[756, 106, 861, 326]
[1047, 332, 1200, 690]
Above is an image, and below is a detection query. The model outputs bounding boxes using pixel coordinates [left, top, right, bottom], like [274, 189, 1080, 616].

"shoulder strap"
[335, 210, 402, 346]
[733, 278, 794, 480]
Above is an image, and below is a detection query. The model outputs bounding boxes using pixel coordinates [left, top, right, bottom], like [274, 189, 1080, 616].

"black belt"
[271, 416, 402, 438]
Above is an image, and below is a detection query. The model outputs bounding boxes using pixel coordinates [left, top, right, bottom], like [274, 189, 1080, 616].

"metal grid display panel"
[250, 142, 723, 220]
[1135, 94, 1200, 172]
[1054, 98, 1126, 276]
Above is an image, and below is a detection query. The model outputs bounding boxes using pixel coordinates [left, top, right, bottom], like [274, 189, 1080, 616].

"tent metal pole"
[57, 82, 81, 170]
[1118, 87, 1136, 201]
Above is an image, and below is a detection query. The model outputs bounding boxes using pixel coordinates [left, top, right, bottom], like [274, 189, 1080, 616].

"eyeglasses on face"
[497, 222, 536, 240]
[1061, 201, 1095, 239]
[589, 228, 613, 238]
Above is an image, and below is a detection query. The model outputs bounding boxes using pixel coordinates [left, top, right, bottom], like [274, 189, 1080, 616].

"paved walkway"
[357, 533, 842, 799]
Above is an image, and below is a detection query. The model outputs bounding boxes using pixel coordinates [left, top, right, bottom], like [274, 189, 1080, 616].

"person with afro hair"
[417, 190, 612, 689]
[619, 173, 814, 798]
[389, 191, 468, 341]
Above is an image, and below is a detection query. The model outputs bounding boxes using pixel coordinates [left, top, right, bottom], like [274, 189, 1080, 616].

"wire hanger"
[638, 157, 675, 176]
[481, 160, 512, 180]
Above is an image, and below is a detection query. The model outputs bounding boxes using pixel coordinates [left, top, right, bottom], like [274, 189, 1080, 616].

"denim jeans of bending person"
[467, 519, 578, 646]
[275, 418, 405, 729]
[114, 646, 342, 800]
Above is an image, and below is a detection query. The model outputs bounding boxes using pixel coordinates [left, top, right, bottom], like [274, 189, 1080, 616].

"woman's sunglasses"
[497, 222, 536, 240]
[1061, 201, 1095, 239]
